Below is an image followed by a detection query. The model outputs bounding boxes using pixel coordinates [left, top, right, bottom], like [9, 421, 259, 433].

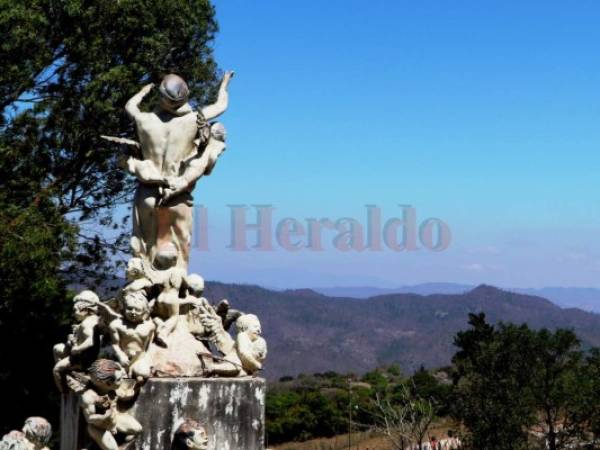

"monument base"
[60, 377, 266, 450]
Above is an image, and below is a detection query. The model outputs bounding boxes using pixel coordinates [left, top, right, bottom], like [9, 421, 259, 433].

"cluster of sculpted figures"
[47, 72, 268, 450]
[0, 418, 52, 450]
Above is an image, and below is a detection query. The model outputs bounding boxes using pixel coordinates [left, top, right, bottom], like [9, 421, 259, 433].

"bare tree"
[371, 384, 436, 450]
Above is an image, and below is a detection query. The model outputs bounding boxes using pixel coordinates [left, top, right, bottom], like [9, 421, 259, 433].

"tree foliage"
[0, 0, 219, 432]
[451, 313, 597, 450]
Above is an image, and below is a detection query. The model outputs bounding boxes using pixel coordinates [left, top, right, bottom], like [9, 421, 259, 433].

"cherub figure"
[53, 290, 101, 391]
[231, 314, 267, 376]
[122, 257, 155, 295]
[151, 266, 188, 346]
[183, 274, 240, 338]
[109, 291, 155, 380]
[201, 312, 267, 377]
[182, 274, 209, 339]
[171, 420, 209, 450]
[78, 359, 141, 450]
[0, 417, 52, 450]
[21, 418, 52, 450]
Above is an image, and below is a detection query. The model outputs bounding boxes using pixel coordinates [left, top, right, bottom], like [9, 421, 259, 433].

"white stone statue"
[75, 359, 141, 450]
[202, 312, 267, 377]
[54, 68, 270, 450]
[108, 291, 156, 380]
[0, 417, 52, 450]
[122, 71, 234, 270]
[53, 290, 100, 391]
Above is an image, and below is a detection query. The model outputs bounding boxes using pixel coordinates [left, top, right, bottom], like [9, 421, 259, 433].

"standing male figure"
[125, 71, 234, 269]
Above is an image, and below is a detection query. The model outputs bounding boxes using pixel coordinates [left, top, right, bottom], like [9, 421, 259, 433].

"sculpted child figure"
[109, 291, 155, 380]
[53, 290, 101, 391]
[0, 417, 52, 450]
[232, 314, 267, 376]
[152, 266, 187, 346]
[181, 274, 209, 340]
[81, 359, 141, 450]
[202, 312, 267, 377]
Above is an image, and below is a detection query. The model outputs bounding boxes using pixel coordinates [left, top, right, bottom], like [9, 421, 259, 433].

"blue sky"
[186, 0, 600, 289]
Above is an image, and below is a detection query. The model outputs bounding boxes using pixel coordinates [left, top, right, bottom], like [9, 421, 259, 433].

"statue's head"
[210, 123, 226, 142]
[186, 274, 205, 297]
[172, 420, 208, 450]
[73, 290, 99, 321]
[89, 359, 125, 391]
[122, 290, 150, 323]
[22, 417, 52, 448]
[236, 314, 262, 340]
[159, 74, 189, 112]
[0, 430, 29, 450]
[126, 257, 145, 281]
[252, 336, 268, 361]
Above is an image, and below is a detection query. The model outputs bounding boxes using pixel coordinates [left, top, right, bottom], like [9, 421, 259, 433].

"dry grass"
[271, 418, 460, 450]
[271, 431, 386, 450]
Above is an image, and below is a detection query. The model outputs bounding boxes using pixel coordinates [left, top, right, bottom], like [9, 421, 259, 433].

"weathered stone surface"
[60, 377, 265, 450]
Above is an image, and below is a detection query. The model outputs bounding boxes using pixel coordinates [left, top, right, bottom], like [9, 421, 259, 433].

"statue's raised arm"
[201, 71, 234, 120]
[125, 83, 154, 119]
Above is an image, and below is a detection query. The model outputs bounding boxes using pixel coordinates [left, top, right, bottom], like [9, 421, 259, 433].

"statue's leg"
[169, 197, 193, 269]
[87, 425, 119, 450]
[52, 357, 71, 391]
[115, 412, 142, 438]
[130, 354, 153, 381]
[132, 185, 158, 262]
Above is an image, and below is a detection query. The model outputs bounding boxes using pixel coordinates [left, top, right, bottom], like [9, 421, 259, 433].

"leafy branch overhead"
[1, 0, 219, 283]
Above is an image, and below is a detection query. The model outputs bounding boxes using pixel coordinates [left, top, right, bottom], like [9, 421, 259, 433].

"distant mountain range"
[314, 283, 600, 313]
[203, 283, 600, 379]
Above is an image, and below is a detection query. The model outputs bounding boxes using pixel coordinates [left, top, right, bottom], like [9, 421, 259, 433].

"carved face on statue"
[126, 257, 145, 281]
[122, 291, 150, 323]
[72, 290, 99, 322]
[89, 359, 125, 392]
[73, 301, 97, 323]
[172, 420, 209, 450]
[236, 314, 262, 341]
[186, 273, 205, 297]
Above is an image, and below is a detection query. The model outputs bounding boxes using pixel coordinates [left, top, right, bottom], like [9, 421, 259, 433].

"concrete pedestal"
[60, 378, 266, 450]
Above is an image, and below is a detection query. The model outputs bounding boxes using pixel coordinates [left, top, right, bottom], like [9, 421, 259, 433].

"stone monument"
[54, 71, 268, 450]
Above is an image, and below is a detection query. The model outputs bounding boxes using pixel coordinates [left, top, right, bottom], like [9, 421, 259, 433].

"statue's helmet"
[159, 74, 189, 109]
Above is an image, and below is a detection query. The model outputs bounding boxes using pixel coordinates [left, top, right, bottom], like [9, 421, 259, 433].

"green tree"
[452, 314, 591, 450]
[529, 329, 585, 450]
[451, 313, 537, 450]
[0, 0, 219, 432]
[585, 349, 600, 445]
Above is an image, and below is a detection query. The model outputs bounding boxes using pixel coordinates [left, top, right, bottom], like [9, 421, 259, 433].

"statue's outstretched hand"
[140, 82, 154, 95]
[222, 71, 234, 88]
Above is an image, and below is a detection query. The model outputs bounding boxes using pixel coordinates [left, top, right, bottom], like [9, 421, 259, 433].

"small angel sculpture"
[0, 417, 52, 450]
[201, 310, 268, 377]
[109, 291, 156, 381]
[69, 359, 141, 450]
[53, 290, 101, 391]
